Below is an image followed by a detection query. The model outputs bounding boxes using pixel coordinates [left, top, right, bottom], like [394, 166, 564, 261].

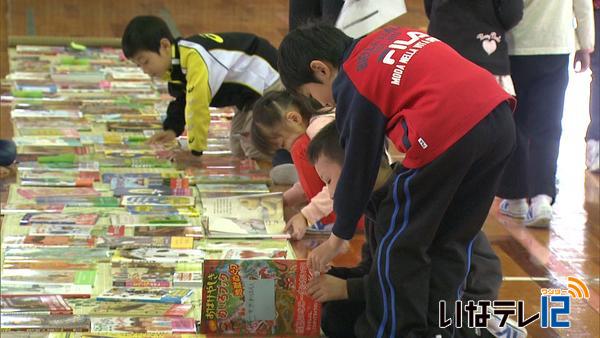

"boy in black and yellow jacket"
[121, 16, 282, 161]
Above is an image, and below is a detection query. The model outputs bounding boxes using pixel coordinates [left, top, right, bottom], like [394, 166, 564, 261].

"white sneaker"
[524, 198, 552, 228]
[487, 311, 528, 338]
[586, 139, 600, 172]
[499, 199, 528, 219]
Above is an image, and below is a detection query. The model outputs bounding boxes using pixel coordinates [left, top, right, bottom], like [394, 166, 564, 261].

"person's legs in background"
[498, 55, 570, 228]
[586, 9, 600, 172]
[0, 139, 16, 179]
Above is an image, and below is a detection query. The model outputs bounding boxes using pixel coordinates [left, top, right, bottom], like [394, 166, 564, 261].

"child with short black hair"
[121, 15, 282, 162]
[306, 122, 525, 338]
[278, 24, 516, 336]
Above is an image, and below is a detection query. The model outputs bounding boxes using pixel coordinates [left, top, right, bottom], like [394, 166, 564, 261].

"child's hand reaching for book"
[307, 234, 348, 273]
[285, 212, 308, 240]
[307, 274, 348, 302]
[147, 130, 177, 145]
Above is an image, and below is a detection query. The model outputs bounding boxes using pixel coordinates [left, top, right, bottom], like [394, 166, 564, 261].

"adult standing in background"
[289, 0, 344, 31]
[497, 0, 595, 227]
[586, 0, 600, 172]
[425, 0, 524, 95]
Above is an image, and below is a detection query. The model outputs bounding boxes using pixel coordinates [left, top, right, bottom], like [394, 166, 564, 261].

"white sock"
[531, 194, 552, 209]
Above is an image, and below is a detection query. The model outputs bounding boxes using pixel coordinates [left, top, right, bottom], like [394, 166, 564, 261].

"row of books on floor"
[1, 44, 322, 336]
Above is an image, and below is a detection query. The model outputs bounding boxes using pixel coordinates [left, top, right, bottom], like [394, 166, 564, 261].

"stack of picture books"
[1, 42, 320, 335]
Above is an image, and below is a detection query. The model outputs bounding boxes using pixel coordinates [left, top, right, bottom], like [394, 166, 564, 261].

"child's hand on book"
[307, 234, 348, 273]
[307, 274, 348, 302]
[147, 130, 177, 145]
[285, 212, 308, 240]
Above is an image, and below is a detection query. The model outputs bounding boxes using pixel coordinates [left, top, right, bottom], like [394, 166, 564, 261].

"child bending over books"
[121, 16, 283, 164]
[277, 24, 516, 336]
[251, 90, 362, 239]
[306, 122, 526, 338]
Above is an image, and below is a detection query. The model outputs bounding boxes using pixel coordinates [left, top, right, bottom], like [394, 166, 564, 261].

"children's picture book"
[110, 214, 192, 226]
[172, 272, 203, 288]
[34, 196, 120, 207]
[2, 260, 96, 271]
[5, 235, 96, 247]
[29, 224, 93, 237]
[90, 317, 196, 334]
[197, 183, 270, 198]
[17, 187, 100, 200]
[96, 288, 193, 304]
[202, 193, 287, 239]
[20, 213, 99, 226]
[0, 283, 93, 298]
[1, 204, 65, 214]
[197, 239, 293, 260]
[200, 259, 321, 336]
[112, 264, 174, 288]
[88, 302, 191, 317]
[1, 269, 96, 286]
[0, 295, 73, 315]
[121, 195, 195, 207]
[95, 236, 174, 249]
[111, 247, 206, 264]
[0, 314, 90, 332]
[126, 205, 200, 217]
[3, 247, 109, 262]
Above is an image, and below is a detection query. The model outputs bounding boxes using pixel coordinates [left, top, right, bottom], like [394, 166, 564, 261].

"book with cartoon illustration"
[202, 192, 288, 239]
[90, 316, 196, 334]
[0, 314, 90, 332]
[0, 295, 73, 315]
[96, 288, 193, 304]
[88, 302, 191, 317]
[200, 259, 321, 336]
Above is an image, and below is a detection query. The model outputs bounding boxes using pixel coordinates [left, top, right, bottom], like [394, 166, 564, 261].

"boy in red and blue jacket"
[278, 24, 516, 337]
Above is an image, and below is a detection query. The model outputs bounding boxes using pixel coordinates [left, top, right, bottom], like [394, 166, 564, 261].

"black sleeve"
[326, 241, 371, 280]
[493, 0, 524, 31]
[163, 92, 186, 137]
[424, 0, 434, 18]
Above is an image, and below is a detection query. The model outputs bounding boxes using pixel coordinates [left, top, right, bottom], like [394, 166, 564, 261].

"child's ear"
[159, 38, 171, 51]
[309, 60, 333, 82]
[284, 111, 303, 124]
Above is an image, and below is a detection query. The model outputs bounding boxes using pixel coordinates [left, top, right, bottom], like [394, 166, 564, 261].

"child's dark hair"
[277, 24, 353, 92]
[308, 121, 345, 165]
[251, 90, 318, 156]
[309, 122, 392, 169]
[122, 15, 174, 59]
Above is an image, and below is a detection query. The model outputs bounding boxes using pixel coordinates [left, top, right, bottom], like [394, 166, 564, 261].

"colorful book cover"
[121, 195, 195, 207]
[5, 235, 96, 247]
[3, 247, 109, 262]
[96, 288, 193, 304]
[110, 214, 191, 226]
[0, 315, 90, 332]
[34, 196, 120, 207]
[172, 272, 203, 288]
[197, 183, 270, 198]
[3, 261, 96, 271]
[1, 295, 73, 315]
[111, 264, 174, 288]
[200, 259, 321, 336]
[90, 317, 196, 334]
[202, 193, 287, 239]
[113, 186, 192, 197]
[17, 187, 100, 200]
[1, 204, 65, 214]
[111, 247, 206, 264]
[95, 236, 173, 249]
[20, 213, 99, 226]
[29, 224, 93, 237]
[126, 205, 200, 217]
[88, 302, 191, 317]
[0, 284, 93, 298]
[1, 269, 96, 286]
